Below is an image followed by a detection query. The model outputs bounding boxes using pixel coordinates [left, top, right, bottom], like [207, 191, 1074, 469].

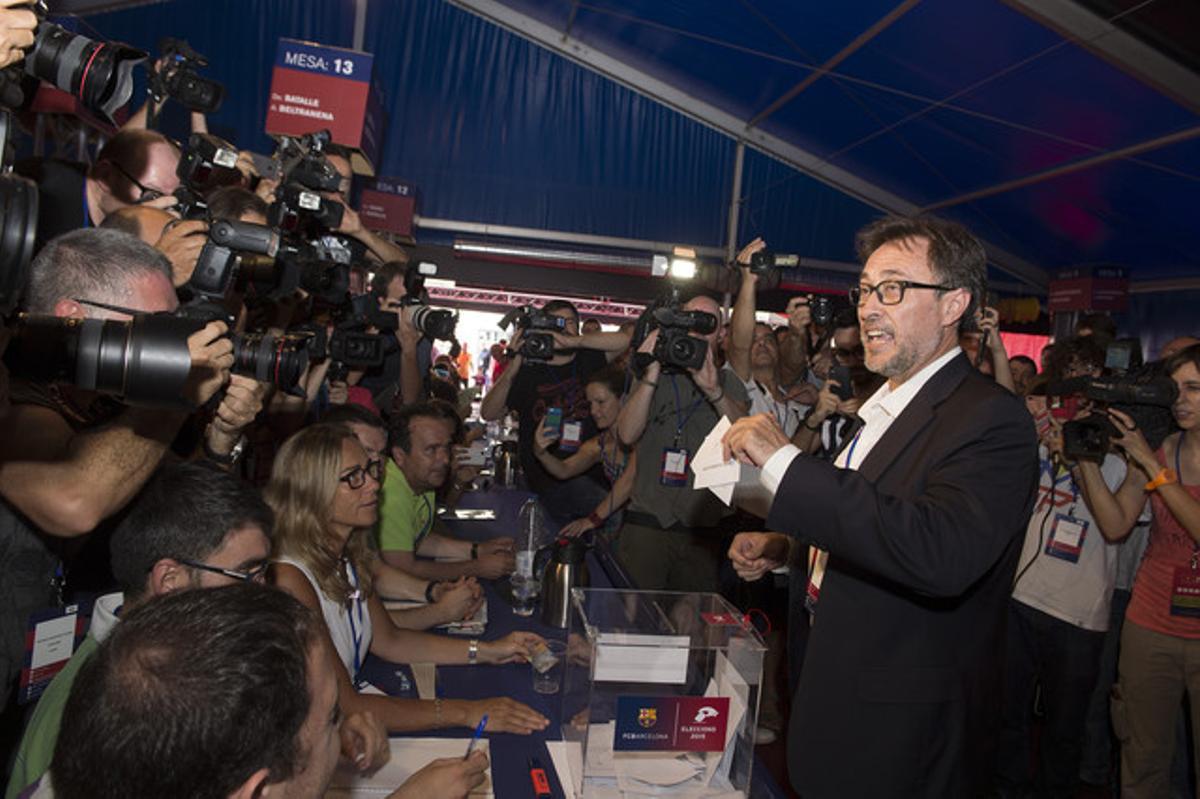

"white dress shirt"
[760, 347, 963, 604]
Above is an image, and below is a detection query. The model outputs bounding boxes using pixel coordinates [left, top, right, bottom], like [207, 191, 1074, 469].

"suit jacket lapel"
[856, 354, 972, 484]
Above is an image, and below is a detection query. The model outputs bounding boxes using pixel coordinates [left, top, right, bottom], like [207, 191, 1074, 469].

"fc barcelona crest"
[638, 707, 657, 728]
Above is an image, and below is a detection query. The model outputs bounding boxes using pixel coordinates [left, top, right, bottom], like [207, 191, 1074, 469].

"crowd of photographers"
[0, 16, 1198, 799]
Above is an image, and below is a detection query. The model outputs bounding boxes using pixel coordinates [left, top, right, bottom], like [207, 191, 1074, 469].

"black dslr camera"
[174, 133, 243, 217]
[498, 304, 567, 361]
[16, 1, 145, 125]
[395, 262, 457, 342]
[268, 130, 345, 236]
[748, 250, 799, 276]
[629, 290, 718, 372]
[150, 37, 224, 114]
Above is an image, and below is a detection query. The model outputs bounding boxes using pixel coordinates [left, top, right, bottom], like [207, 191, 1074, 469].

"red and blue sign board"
[358, 178, 418, 237]
[1048, 265, 1129, 313]
[265, 38, 385, 174]
[614, 696, 730, 752]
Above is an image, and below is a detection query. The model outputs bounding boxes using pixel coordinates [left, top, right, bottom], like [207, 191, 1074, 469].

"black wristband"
[707, 388, 725, 405]
[424, 581, 437, 603]
[803, 416, 822, 431]
[470, 542, 479, 560]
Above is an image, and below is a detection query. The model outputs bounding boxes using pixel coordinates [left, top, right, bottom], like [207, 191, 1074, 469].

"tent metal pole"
[922, 125, 1200, 212]
[725, 141, 745, 264]
[353, 0, 368, 51]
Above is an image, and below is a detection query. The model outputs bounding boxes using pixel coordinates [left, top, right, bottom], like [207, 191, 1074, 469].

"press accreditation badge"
[560, 421, 583, 453]
[19, 603, 89, 704]
[1044, 513, 1088, 563]
[660, 448, 689, 487]
[1170, 567, 1200, 617]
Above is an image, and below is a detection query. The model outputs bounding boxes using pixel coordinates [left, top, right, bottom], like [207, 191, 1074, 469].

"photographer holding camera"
[18, 128, 181, 249]
[728, 238, 815, 439]
[1067, 343, 1200, 797]
[613, 293, 747, 591]
[994, 335, 1145, 798]
[480, 300, 624, 521]
[0, 229, 237, 732]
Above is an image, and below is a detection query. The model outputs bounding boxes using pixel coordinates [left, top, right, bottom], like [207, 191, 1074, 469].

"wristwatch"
[204, 433, 246, 466]
[468, 639, 480, 665]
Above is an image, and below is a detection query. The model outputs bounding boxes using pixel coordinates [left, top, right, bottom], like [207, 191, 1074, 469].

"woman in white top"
[268, 423, 550, 736]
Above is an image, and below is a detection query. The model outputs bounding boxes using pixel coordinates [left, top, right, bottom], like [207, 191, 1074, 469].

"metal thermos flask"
[539, 538, 589, 628]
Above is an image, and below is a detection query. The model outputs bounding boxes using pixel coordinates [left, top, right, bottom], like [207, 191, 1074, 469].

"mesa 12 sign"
[265, 38, 385, 174]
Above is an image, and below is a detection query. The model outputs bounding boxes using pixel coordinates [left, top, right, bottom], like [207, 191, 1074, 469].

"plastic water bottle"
[516, 498, 544, 577]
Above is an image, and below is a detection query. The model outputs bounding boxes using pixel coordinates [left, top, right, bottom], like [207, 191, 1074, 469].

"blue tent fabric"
[78, 0, 1199, 291]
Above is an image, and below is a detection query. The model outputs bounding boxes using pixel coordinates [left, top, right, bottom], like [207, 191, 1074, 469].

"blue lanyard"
[345, 560, 366, 680]
[843, 428, 864, 469]
[669, 375, 704, 446]
[80, 182, 90, 228]
[416, 494, 434, 545]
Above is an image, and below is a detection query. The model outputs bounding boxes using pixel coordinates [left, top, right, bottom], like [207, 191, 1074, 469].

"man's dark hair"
[1166, 343, 1200, 380]
[1047, 335, 1106, 382]
[542, 299, 580, 326]
[51, 584, 318, 799]
[322, 403, 386, 432]
[370, 260, 408, 297]
[25, 228, 173, 313]
[110, 462, 274, 601]
[388, 400, 460, 454]
[854, 215, 986, 334]
[1076, 312, 1118, 343]
[1009, 354, 1037, 372]
[207, 186, 269, 221]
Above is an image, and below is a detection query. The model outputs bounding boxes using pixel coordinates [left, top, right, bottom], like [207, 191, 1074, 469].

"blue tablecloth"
[359, 486, 786, 798]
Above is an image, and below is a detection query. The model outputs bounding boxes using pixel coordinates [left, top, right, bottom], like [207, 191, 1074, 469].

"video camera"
[629, 289, 718, 372]
[149, 37, 224, 114]
[1045, 340, 1178, 462]
[498, 304, 566, 361]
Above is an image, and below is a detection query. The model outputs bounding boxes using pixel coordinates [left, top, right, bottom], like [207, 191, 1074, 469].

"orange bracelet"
[1145, 467, 1178, 492]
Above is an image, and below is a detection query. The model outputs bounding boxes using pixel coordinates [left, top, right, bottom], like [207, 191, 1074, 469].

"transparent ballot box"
[559, 588, 766, 798]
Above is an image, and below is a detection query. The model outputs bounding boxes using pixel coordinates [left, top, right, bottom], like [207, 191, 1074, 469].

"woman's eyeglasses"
[339, 459, 383, 489]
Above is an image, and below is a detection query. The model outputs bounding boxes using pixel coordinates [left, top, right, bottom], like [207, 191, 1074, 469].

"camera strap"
[669, 374, 704, 447]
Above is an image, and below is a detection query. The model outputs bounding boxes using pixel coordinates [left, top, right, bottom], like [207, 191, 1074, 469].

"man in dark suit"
[723, 215, 1037, 798]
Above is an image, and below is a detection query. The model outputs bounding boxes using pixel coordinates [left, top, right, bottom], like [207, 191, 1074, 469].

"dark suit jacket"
[767, 353, 1037, 798]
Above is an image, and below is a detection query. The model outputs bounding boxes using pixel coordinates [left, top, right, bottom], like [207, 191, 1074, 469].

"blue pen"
[465, 714, 488, 759]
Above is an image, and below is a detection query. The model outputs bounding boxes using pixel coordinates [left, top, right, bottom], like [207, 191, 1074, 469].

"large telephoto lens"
[6, 314, 194, 407]
[26, 23, 145, 124]
[232, 332, 308, 393]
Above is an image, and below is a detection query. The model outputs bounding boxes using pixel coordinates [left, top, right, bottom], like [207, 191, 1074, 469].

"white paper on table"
[545, 740, 581, 799]
[325, 738, 493, 797]
[382, 598, 487, 635]
[593, 633, 690, 684]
